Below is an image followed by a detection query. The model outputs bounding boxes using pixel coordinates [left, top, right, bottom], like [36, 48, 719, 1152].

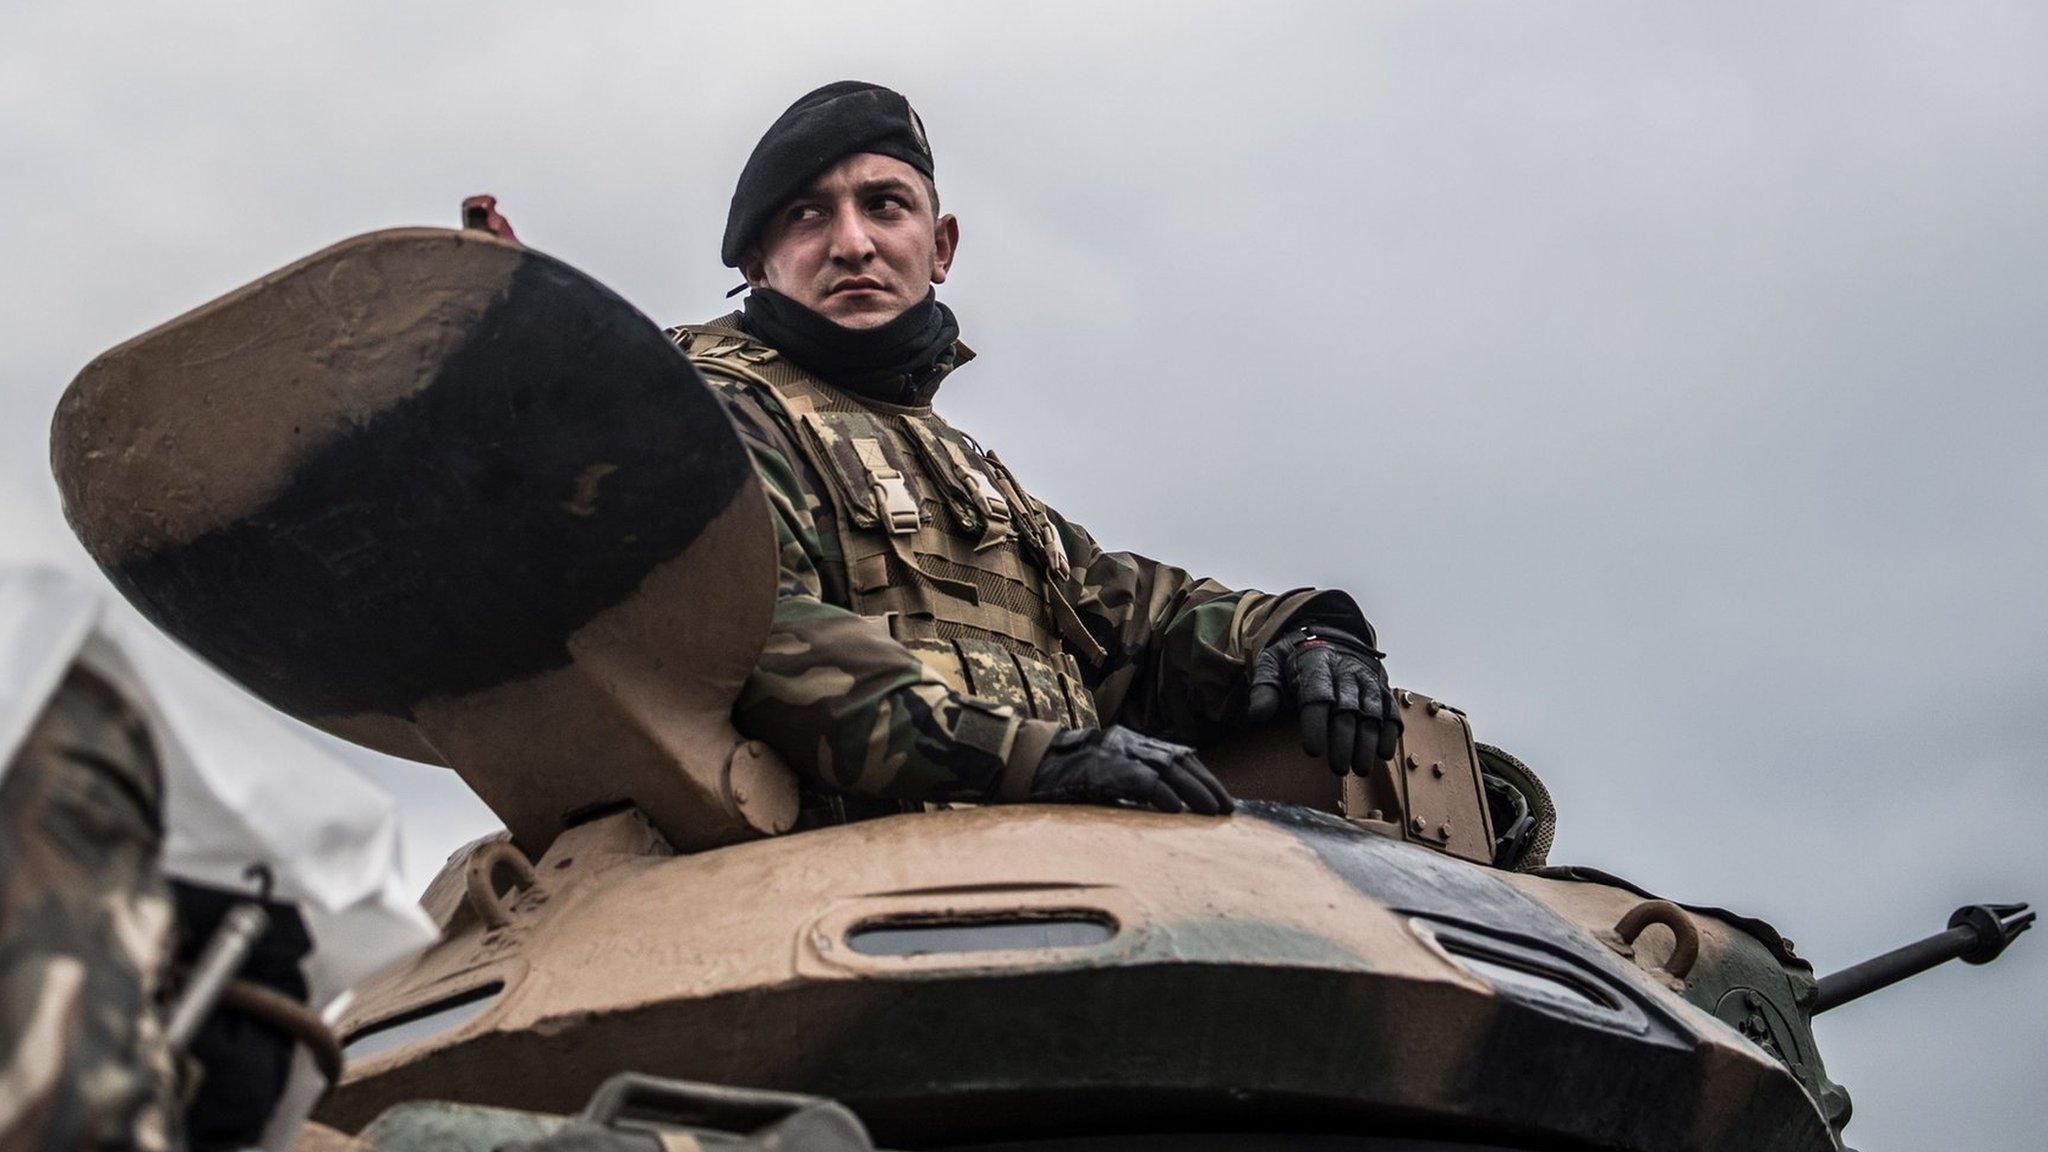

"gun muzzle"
[1811, 901, 2033, 1015]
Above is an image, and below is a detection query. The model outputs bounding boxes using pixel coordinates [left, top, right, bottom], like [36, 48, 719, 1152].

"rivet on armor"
[1430, 761, 1444, 778]
[1410, 816, 1427, 833]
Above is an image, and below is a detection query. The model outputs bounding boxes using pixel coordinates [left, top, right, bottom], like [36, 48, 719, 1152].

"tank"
[50, 224, 2028, 1152]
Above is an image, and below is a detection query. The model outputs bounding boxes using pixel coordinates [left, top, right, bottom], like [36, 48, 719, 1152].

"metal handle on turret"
[465, 840, 539, 930]
[1614, 900, 1701, 980]
[1812, 902, 2034, 1015]
[580, 1072, 874, 1150]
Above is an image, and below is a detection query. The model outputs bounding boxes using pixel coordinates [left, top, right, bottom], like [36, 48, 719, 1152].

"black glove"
[1029, 725, 1234, 815]
[1246, 623, 1401, 775]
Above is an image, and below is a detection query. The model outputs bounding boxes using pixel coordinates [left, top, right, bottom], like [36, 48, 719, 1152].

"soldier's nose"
[827, 211, 877, 262]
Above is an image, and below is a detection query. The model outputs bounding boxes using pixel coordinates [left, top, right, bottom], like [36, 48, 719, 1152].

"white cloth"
[0, 565, 435, 1144]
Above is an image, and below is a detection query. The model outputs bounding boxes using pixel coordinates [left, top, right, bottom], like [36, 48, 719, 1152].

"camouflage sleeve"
[0, 667, 179, 1152]
[707, 380, 1057, 803]
[1052, 513, 1373, 746]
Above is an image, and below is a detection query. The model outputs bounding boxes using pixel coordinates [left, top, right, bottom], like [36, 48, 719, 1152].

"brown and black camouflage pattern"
[52, 229, 793, 854]
[0, 668, 177, 1152]
[324, 798, 1844, 1151]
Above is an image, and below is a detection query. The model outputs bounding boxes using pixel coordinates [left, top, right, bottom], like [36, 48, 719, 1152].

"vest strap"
[1048, 582, 1108, 667]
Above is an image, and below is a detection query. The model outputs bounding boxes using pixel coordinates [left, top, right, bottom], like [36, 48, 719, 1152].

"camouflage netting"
[1477, 743, 1555, 870]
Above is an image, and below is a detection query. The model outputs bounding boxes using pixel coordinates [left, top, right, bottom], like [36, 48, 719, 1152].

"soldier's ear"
[931, 213, 959, 285]
[739, 250, 768, 288]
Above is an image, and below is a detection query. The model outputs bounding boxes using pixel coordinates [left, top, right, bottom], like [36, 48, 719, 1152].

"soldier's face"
[743, 152, 958, 329]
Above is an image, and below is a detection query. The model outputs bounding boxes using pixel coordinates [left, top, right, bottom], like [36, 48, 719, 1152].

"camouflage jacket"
[672, 314, 1372, 808]
[0, 667, 177, 1152]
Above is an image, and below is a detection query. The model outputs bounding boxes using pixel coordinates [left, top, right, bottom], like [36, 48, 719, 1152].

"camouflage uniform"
[0, 668, 178, 1152]
[670, 316, 1371, 811]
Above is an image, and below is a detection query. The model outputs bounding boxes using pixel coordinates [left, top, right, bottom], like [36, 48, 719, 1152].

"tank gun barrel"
[1812, 901, 2033, 1014]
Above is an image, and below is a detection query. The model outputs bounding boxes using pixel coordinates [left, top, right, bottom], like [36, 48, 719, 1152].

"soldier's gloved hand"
[1028, 725, 1235, 815]
[1246, 624, 1401, 775]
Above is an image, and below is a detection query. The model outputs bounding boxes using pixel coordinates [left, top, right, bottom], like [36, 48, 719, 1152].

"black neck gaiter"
[740, 287, 960, 403]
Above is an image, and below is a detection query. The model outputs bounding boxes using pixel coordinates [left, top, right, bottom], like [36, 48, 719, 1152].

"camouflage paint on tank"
[51, 228, 792, 855]
[322, 802, 1837, 1151]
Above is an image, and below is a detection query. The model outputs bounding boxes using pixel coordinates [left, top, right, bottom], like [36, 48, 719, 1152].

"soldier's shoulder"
[665, 310, 745, 340]
[664, 319, 805, 453]
[666, 313, 766, 368]
[668, 315, 774, 387]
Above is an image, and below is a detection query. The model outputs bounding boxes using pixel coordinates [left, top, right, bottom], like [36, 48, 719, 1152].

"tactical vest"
[673, 320, 1102, 730]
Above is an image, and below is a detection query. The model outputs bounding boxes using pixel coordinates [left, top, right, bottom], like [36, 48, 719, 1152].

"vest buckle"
[1041, 516, 1072, 579]
[869, 469, 922, 535]
[966, 468, 1013, 524]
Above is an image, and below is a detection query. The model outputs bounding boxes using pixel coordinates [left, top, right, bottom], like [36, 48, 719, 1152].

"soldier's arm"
[0, 668, 179, 1152]
[1052, 513, 1373, 745]
[713, 385, 1058, 803]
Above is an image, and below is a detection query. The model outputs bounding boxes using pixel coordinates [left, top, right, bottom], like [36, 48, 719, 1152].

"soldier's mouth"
[828, 278, 887, 297]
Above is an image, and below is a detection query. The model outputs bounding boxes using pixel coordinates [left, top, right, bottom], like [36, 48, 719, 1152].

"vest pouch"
[948, 635, 1100, 729]
[898, 634, 974, 697]
[896, 417, 990, 539]
[795, 409, 922, 533]
[876, 618, 1032, 720]
[1055, 650, 1101, 729]
[1013, 646, 1074, 726]
[941, 436, 1020, 554]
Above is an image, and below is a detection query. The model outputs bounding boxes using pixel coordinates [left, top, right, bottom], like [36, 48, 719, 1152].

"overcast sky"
[4, 3, 2043, 1148]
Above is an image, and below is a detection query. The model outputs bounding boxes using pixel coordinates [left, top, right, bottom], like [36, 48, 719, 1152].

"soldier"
[0, 664, 178, 1152]
[670, 81, 1402, 821]
[0, 569, 407, 1152]
[0, 651, 902, 1152]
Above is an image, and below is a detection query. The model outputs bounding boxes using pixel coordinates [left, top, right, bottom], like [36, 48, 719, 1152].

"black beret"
[722, 81, 935, 268]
